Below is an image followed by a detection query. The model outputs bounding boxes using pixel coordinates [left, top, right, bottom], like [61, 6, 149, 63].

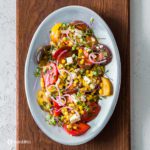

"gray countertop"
[0, 0, 150, 149]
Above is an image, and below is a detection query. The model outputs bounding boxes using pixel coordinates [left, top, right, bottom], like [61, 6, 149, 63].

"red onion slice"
[63, 94, 73, 102]
[89, 52, 107, 64]
[56, 50, 68, 72]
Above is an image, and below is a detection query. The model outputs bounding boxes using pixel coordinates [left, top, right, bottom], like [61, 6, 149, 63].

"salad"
[34, 20, 113, 136]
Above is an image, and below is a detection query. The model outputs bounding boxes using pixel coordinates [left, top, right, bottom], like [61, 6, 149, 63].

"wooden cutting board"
[16, 0, 130, 149]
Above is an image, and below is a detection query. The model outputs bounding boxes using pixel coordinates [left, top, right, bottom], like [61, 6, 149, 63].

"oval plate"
[25, 6, 121, 145]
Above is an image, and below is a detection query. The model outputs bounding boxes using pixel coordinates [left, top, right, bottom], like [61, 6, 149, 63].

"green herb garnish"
[93, 70, 99, 76]
[90, 17, 94, 25]
[77, 101, 82, 105]
[46, 115, 56, 126]
[84, 105, 90, 112]
[72, 45, 76, 51]
[34, 66, 41, 77]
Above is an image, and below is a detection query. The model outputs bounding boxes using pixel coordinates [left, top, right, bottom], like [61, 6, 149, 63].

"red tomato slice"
[81, 102, 100, 122]
[52, 101, 61, 109]
[84, 51, 94, 65]
[70, 20, 89, 31]
[63, 123, 90, 136]
[52, 46, 71, 60]
[53, 108, 61, 116]
[42, 63, 58, 87]
[92, 44, 112, 65]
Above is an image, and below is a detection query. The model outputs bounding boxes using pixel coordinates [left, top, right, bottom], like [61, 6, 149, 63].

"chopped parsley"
[46, 114, 56, 126]
[90, 17, 94, 25]
[84, 105, 90, 112]
[72, 45, 76, 51]
[93, 70, 99, 76]
[34, 66, 41, 77]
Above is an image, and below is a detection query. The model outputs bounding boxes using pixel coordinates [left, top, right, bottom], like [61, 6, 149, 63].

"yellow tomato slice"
[50, 23, 62, 43]
[100, 77, 113, 96]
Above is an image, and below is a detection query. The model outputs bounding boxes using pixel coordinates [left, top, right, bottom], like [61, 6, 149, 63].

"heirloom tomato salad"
[34, 19, 113, 136]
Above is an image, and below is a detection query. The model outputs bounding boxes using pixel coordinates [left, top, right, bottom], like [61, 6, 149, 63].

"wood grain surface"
[16, 0, 130, 149]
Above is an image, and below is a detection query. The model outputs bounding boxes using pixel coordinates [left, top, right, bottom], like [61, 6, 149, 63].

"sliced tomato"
[92, 44, 112, 65]
[52, 101, 61, 109]
[81, 102, 100, 122]
[42, 62, 58, 87]
[83, 51, 93, 65]
[53, 108, 61, 116]
[63, 123, 90, 136]
[70, 20, 89, 31]
[52, 46, 71, 60]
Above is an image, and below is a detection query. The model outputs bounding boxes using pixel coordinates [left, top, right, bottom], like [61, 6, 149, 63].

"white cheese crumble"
[66, 57, 73, 64]
[70, 114, 81, 124]
[91, 37, 96, 42]
[74, 29, 83, 37]
[90, 83, 95, 89]
[71, 94, 79, 103]
[81, 95, 86, 101]
[83, 76, 91, 84]
[70, 72, 76, 79]
[45, 91, 50, 97]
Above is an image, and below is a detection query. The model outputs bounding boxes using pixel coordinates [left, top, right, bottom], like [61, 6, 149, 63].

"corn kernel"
[71, 110, 74, 113]
[97, 80, 100, 84]
[68, 41, 73, 46]
[87, 97, 90, 101]
[78, 75, 81, 79]
[61, 116, 64, 121]
[79, 105, 83, 110]
[58, 64, 63, 69]
[65, 115, 69, 120]
[74, 79, 79, 84]
[86, 70, 90, 74]
[61, 108, 67, 113]
[67, 124, 72, 129]
[69, 103, 74, 107]
[70, 68, 74, 71]
[80, 59, 84, 65]
[99, 89, 103, 95]
[64, 111, 68, 116]
[61, 59, 66, 64]
[80, 110, 84, 115]
[100, 83, 103, 87]
[62, 37, 67, 41]
[79, 49, 83, 54]
[63, 119, 67, 123]
[40, 78, 44, 88]
[73, 125, 77, 130]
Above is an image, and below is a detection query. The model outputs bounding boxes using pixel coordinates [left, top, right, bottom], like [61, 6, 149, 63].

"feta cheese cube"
[71, 94, 79, 103]
[70, 114, 81, 124]
[70, 72, 76, 79]
[83, 76, 91, 84]
[81, 95, 86, 101]
[74, 68, 80, 73]
[66, 57, 73, 64]
[45, 91, 50, 97]
[90, 83, 95, 89]
[74, 29, 83, 37]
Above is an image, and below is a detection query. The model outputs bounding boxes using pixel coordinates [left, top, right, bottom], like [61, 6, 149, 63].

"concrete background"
[0, 0, 150, 149]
